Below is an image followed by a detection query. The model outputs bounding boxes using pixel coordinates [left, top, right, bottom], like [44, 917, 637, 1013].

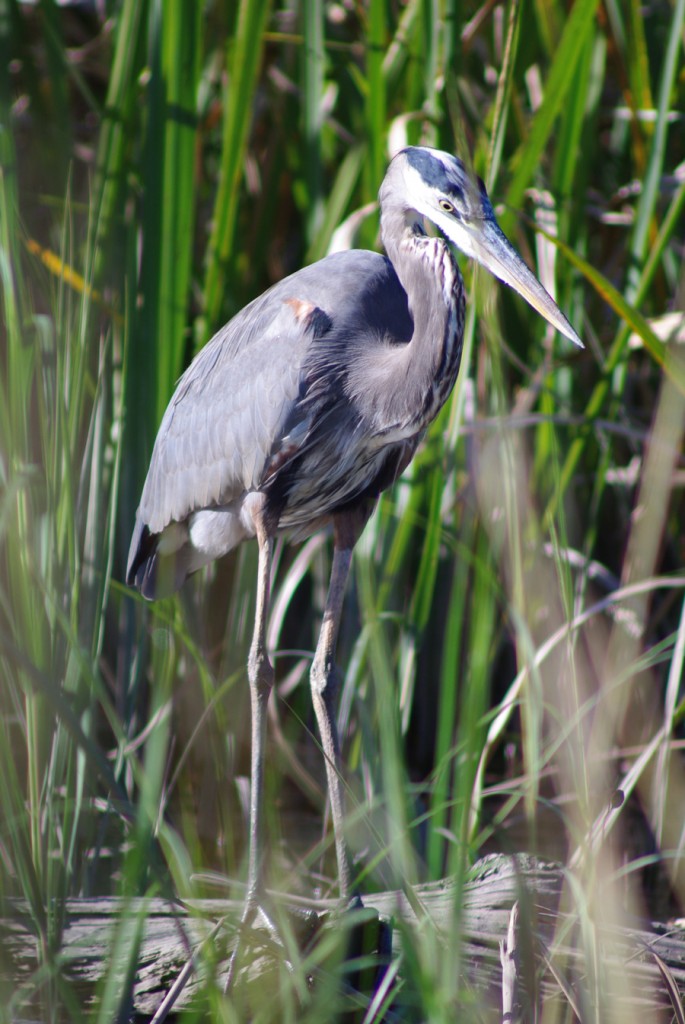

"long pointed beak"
[470, 218, 583, 349]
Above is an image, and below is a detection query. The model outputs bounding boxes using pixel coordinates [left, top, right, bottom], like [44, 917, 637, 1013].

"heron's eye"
[438, 199, 454, 213]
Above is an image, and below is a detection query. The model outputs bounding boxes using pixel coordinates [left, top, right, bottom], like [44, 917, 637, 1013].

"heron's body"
[129, 240, 464, 599]
[127, 147, 581, 947]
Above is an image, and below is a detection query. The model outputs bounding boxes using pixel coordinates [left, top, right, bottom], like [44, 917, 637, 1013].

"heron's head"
[381, 146, 582, 348]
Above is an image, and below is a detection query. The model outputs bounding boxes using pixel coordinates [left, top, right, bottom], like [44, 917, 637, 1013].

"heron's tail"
[126, 516, 191, 600]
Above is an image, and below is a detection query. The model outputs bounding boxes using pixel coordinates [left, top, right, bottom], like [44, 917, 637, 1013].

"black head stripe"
[404, 147, 466, 204]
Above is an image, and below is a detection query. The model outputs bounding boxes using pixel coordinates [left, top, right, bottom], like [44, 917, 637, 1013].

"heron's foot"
[344, 891, 364, 912]
[223, 893, 318, 993]
[223, 893, 392, 1015]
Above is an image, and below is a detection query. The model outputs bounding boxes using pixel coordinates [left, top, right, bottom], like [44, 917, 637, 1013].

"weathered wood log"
[3, 855, 685, 1019]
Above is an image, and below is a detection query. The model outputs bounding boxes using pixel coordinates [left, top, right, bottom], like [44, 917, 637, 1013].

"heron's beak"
[468, 217, 583, 349]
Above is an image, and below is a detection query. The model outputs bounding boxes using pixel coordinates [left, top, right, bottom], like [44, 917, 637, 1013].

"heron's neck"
[380, 206, 466, 430]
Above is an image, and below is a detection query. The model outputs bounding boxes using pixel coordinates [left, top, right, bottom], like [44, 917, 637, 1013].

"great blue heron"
[127, 146, 581, 917]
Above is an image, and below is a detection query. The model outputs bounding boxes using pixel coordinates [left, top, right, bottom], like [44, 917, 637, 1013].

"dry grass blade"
[540, 942, 583, 1022]
[651, 950, 685, 1024]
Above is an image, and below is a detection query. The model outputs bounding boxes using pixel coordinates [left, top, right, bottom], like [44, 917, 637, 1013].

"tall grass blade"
[137, 1, 202, 429]
[200, 0, 272, 338]
[505, 0, 601, 216]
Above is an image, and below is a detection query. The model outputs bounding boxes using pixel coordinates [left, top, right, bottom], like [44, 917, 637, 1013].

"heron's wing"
[137, 301, 317, 535]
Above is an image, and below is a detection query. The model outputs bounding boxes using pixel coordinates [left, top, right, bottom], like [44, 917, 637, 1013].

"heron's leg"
[310, 512, 365, 900]
[225, 510, 275, 991]
[245, 511, 275, 908]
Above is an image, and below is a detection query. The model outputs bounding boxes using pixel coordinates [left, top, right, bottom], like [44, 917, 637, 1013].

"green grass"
[1, 0, 684, 1020]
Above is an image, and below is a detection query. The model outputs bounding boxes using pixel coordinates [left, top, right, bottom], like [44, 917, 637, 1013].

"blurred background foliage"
[1, 0, 684, 1019]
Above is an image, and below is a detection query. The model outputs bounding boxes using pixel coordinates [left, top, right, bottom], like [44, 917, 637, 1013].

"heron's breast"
[267, 428, 419, 530]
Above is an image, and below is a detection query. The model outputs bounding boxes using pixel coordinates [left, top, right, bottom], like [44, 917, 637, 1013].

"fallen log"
[3, 855, 684, 1019]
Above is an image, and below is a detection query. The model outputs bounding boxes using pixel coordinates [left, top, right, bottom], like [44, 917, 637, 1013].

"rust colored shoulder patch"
[284, 298, 333, 337]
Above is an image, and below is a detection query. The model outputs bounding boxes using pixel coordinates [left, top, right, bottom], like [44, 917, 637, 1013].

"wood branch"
[3, 855, 685, 1018]
[500, 901, 520, 1023]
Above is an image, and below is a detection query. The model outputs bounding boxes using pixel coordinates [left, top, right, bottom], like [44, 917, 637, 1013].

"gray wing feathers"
[138, 301, 305, 535]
